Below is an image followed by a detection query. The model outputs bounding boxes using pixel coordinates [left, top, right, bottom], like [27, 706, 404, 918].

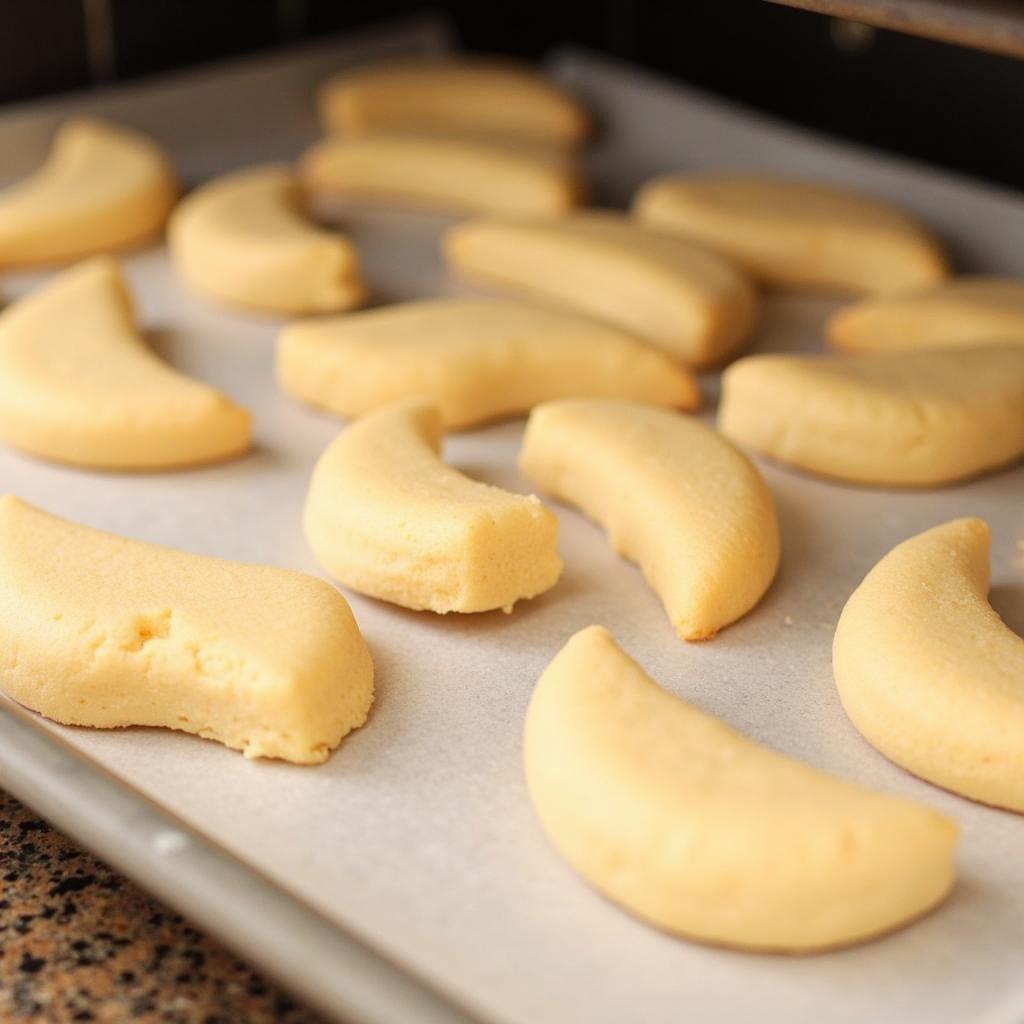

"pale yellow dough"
[632, 174, 948, 294]
[317, 58, 588, 147]
[0, 118, 177, 268]
[277, 298, 699, 428]
[304, 398, 562, 613]
[518, 400, 778, 639]
[834, 518, 1024, 812]
[168, 164, 365, 315]
[525, 626, 958, 952]
[828, 276, 1024, 352]
[0, 496, 373, 764]
[0, 257, 250, 469]
[444, 212, 757, 367]
[301, 136, 582, 217]
[718, 347, 1024, 486]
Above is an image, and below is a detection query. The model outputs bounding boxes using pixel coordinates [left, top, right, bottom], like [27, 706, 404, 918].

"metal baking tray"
[0, 19, 1022, 1024]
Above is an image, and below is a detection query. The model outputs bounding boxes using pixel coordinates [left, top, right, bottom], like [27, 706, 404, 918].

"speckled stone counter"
[0, 789, 327, 1023]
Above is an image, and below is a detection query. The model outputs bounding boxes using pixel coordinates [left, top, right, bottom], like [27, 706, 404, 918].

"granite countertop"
[0, 789, 326, 1023]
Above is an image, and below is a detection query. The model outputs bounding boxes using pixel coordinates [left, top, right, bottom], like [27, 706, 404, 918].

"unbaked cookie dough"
[301, 135, 583, 217]
[519, 399, 779, 639]
[828, 277, 1024, 352]
[0, 117, 177, 268]
[524, 625, 958, 951]
[632, 174, 948, 294]
[0, 257, 250, 469]
[0, 496, 374, 764]
[304, 398, 562, 613]
[834, 518, 1024, 813]
[718, 346, 1024, 486]
[316, 58, 588, 147]
[168, 164, 365, 315]
[444, 211, 758, 367]
[277, 298, 699, 428]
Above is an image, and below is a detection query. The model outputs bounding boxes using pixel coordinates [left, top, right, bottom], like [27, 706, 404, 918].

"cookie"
[444, 211, 757, 367]
[317, 58, 588, 147]
[0, 118, 177, 267]
[525, 626, 958, 951]
[168, 164, 365, 315]
[304, 398, 562, 613]
[277, 298, 699, 428]
[0, 257, 250, 469]
[519, 399, 778, 639]
[0, 496, 373, 764]
[718, 347, 1024, 486]
[301, 135, 583, 216]
[828, 277, 1024, 352]
[834, 518, 1024, 812]
[633, 174, 947, 294]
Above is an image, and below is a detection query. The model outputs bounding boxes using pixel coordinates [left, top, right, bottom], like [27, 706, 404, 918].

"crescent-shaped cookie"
[0, 117, 177, 267]
[519, 399, 778, 639]
[301, 135, 582, 216]
[525, 626, 958, 951]
[168, 164, 365, 315]
[317, 58, 588, 147]
[277, 298, 698, 427]
[834, 518, 1024, 812]
[305, 398, 562, 613]
[0, 496, 373, 764]
[718, 347, 1024, 486]
[0, 257, 250, 469]
[633, 174, 947, 294]
[827, 277, 1024, 352]
[444, 211, 757, 367]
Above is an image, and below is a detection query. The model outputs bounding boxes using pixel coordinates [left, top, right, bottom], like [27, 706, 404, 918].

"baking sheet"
[1, 29, 1023, 1024]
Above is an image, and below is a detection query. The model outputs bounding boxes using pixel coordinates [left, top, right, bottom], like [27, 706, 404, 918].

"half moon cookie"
[277, 298, 699, 428]
[519, 399, 779, 639]
[525, 625, 958, 952]
[718, 347, 1024, 486]
[444, 211, 758, 367]
[0, 257, 250, 469]
[0, 496, 374, 764]
[317, 58, 588, 147]
[828, 277, 1024, 352]
[305, 398, 562, 613]
[300, 135, 583, 217]
[632, 174, 948, 294]
[168, 164, 365, 315]
[834, 518, 1024, 812]
[0, 117, 177, 268]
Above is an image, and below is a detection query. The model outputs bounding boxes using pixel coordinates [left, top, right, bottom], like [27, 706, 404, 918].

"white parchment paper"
[0, 31, 1022, 1024]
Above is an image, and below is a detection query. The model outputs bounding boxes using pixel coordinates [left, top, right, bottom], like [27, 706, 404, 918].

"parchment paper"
[0, 31, 1022, 1024]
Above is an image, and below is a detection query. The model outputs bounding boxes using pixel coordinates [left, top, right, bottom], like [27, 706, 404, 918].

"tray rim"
[0, 696, 482, 1024]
